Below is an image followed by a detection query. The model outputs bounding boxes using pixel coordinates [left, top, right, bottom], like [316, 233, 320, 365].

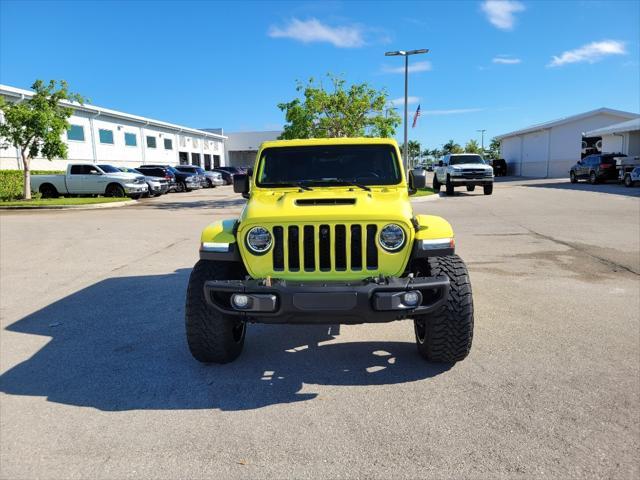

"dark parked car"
[159, 165, 201, 192]
[491, 158, 507, 176]
[212, 168, 234, 185]
[135, 166, 178, 191]
[117, 166, 169, 196]
[570, 153, 625, 184]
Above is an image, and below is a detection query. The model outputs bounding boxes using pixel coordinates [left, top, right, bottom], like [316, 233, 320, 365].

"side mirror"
[408, 169, 427, 195]
[438, 161, 444, 167]
[233, 174, 250, 198]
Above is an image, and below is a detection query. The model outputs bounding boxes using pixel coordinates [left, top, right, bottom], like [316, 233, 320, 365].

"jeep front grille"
[272, 224, 380, 272]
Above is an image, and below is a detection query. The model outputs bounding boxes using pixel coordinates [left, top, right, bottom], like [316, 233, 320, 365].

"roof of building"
[495, 108, 639, 140]
[0, 84, 226, 140]
[585, 118, 640, 137]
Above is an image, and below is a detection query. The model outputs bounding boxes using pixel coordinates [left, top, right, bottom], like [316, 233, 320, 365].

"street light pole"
[477, 129, 486, 153]
[385, 48, 429, 172]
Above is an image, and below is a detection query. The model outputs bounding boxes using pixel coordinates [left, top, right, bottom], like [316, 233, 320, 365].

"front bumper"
[204, 276, 449, 324]
[450, 175, 493, 185]
[124, 183, 148, 194]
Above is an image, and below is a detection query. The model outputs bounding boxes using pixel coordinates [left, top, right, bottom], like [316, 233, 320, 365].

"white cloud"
[381, 61, 432, 74]
[422, 108, 484, 115]
[390, 96, 420, 107]
[268, 18, 365, 48]
[492, 55, 522, 64]
[481, 1, 525, 30]
[548, 40, 626, 67]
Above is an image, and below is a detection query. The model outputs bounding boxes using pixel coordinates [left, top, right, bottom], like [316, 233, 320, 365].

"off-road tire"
[185, 260, 248, 363]
[570, 171, 577, 183]
[466, 185, 475, 192]
[413, 255, 474, 363]
[445, 176, 455, 196]
[432, 176, 441, 192]
[483, 184, 493, 195]
[589, 171, 598, 185]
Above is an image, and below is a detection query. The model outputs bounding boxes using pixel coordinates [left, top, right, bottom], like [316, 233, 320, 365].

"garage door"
[522, 131, 549, 177]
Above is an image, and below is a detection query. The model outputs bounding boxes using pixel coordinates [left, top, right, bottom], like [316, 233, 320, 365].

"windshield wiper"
[267, 181, 313, 191]
[325, 178, 371, 191]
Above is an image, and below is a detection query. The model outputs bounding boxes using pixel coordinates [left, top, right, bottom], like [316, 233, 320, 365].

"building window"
[192, 138, 199, 148]
[146, 136, 157, 148]
[179, 136, 186, 147]
[164, 138, 173, 150]
[204, 141, 209, 150]
[67, 124, 85, 141]
[124, 132, 137, 147]
[99, 129, 114, 144]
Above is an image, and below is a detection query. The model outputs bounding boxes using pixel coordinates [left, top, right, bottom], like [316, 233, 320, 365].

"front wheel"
[105, 183, 125, 197]
[185, 260, 247, 363]
[570, 171, 577, 183]
[589, 171, 598, 185]
[624, 174, 633, 187]
[483, 184, 493, 195]
[445, 177, 454, 196]
[433, 175, 441, 192]
[413, 255, 474, 363]
[176, 181, 186, 193]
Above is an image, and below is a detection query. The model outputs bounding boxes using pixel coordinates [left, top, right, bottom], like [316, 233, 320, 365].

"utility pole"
[477, 129, 486, 154]
[385, 49, 429, 171]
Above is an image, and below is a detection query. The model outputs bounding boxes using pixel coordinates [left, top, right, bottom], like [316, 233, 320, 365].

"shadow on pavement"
[523, 181, 640, 198]
[0, 269, 450, 411]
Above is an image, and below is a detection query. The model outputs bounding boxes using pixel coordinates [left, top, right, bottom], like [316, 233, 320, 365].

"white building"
[0, 84, 226, 171]
[223, 130, 282, 167]
[585, 118, 640, 158]
[495, 108, 639, 178]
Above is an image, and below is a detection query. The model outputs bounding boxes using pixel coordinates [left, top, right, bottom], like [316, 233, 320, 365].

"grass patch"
[1, 197, 131, 207]
[412, 187, 436, 197]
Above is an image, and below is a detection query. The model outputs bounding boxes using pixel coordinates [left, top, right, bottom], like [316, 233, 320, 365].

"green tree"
[401, 140, 422, 167]
[485, 137, 501, 160]
[278, 74, 401, 139]
[0, 80, 84, 199]
[442, 139, 463, 154]
[464, 139, 482, 154]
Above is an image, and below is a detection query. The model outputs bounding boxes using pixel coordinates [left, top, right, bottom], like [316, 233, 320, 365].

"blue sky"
[1, 0, 638, 149]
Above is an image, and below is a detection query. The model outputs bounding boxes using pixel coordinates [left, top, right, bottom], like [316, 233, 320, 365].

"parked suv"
[139, 165, 201, 192]
[134, 166, 177, 191]
[175, 165, 224, 188]
[433, 153, 494, 195]
[185, 138, 474, 365]
[117, 166, 169, 196]
[570, 153, 626, 184]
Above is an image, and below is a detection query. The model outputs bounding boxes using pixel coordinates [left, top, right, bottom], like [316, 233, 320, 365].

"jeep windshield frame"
[255, 144, 402, 188]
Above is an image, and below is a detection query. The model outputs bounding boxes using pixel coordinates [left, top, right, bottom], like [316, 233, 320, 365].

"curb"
[0, 200, 137, 211]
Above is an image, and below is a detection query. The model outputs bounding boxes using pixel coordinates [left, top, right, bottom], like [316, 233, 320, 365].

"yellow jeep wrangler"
[186, 138, 473, 364]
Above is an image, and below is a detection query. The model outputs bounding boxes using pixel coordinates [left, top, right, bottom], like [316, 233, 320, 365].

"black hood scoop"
[295, 198, 356, 206]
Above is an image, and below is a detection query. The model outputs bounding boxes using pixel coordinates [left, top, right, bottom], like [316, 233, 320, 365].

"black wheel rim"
[415, 319, 426, 344]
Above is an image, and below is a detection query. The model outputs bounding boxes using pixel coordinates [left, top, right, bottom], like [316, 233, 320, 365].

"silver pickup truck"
[31, 163, 148, 198]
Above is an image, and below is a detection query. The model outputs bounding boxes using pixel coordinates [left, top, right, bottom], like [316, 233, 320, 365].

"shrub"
[0, 170, 64, 201]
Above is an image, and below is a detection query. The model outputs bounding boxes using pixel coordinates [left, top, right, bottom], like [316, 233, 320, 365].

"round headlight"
[379, 224, 405, 251]
[246, 226, 272, 254]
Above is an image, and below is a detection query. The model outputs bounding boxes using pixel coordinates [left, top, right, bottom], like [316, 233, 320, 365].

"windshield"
[97, 164, 122, 173]
[449, 155, 485, 165]
[257, 144, 401, 187]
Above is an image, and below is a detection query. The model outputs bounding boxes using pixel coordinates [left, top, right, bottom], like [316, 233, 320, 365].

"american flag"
[412, 104, 421, 128]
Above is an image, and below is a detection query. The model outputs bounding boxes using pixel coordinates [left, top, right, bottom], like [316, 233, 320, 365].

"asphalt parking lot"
[1, 179, 639, 479]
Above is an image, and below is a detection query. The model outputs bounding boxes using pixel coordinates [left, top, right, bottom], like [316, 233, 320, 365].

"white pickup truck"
[433, 153, 494, 196]
[31, 163, 148, 199]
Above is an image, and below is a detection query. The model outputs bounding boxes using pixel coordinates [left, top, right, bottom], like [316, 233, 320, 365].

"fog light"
[403, 291, 421, 307]
[231, 294, 249, 309]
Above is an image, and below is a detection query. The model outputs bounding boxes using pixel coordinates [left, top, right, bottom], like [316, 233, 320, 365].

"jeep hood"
[240, 187, 414, 225]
